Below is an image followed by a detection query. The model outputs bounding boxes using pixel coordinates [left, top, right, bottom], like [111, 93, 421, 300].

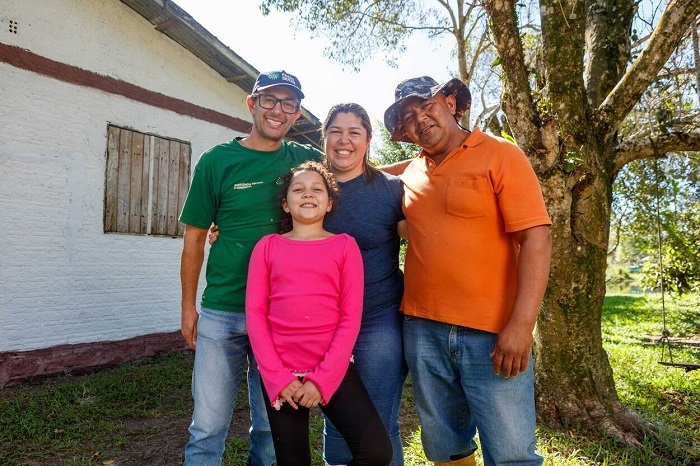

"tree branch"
[584, 0, 636, 108]
[482, 0, 540, 151]
[539, 0, 589, 148]
[656, 66, 699, 80]
[613, 130, 700, 173]
[350, 1, 451, 34]
[598, 0, 700, 133]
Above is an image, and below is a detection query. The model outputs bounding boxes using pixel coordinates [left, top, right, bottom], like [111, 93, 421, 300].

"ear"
[445, 93, 457, 116]
[326, 199, 333, 212]
[282, 199, 290, 213]
[246, 95, 256, 114]
[290, 108, 302, 123]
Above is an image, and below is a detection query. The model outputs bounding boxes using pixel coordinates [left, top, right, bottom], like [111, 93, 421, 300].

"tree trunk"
[534, 146, 652, 443]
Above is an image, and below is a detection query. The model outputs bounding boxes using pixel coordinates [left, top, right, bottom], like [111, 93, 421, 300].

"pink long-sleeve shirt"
[246, 233, 364, 406]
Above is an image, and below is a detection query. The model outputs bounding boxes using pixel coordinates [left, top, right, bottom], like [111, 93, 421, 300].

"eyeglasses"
[255, 94, 300, 114]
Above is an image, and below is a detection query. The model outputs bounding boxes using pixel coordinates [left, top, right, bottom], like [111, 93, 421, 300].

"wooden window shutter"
[104, 125, 191, 236]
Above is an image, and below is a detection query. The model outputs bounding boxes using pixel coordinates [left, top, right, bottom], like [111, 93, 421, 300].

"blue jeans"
[324, 303, 407, 466]
[184, 307, 275, 466]
[403, 315, 542, 466]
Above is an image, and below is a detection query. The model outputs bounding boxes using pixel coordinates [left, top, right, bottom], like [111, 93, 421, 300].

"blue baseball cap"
[252, 70, 305, 100]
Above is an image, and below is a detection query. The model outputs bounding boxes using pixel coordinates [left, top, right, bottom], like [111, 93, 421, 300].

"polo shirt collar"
[462, 127, 487, 147]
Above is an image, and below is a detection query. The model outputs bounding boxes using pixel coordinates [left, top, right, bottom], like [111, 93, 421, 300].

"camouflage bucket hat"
[383, 76, 472, 142]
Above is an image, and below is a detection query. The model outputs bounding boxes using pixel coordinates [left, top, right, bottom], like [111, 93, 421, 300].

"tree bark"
[535, 166, 651, 443]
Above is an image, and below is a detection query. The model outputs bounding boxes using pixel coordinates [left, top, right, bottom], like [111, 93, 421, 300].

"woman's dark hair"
[278, 161, 340, 234]
[322, 102, 379, 181]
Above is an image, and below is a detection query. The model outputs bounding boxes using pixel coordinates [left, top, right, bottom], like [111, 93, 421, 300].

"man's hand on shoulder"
[208, 224, 219, 245]
[379, 159, 413, 176]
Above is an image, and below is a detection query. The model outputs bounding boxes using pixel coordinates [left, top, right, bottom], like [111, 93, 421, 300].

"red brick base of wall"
[0, 332, 190, 388]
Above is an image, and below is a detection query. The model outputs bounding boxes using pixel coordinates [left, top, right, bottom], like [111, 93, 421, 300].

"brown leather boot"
[433, 452, 477, 466]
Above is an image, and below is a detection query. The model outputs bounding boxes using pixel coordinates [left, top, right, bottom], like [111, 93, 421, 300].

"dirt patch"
[108, 398, 253, 465]
[111, 417, 189, 465]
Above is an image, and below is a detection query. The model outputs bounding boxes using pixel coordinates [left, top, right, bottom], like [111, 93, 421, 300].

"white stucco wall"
[0, 0, 252, 352]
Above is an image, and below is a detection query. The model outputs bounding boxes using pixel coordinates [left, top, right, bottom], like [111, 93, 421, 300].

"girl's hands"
[278, 380, 322, 409]
[293, 381, 322, 408]
[279, 379, 303, 409]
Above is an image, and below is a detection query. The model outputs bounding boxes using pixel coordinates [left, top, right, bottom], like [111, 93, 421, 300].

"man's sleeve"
[179, 155, 217, 229]
[497, 147, 551, 232]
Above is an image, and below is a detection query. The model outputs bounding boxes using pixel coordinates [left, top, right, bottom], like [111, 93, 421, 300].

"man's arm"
[378, 159, 413, 176]
[180, 224, 209, 350]
[397, 219, 410, 240]
[490, 225, 552, 378]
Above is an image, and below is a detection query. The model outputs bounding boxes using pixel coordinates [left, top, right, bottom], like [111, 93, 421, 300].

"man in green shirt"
[179, 70, 322, 465]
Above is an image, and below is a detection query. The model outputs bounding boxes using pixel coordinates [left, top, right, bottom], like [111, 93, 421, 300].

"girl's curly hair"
[278, 161, 340, 234]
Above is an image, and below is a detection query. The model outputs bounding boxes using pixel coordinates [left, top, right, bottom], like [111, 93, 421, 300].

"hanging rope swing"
[653, 156, 700, 372]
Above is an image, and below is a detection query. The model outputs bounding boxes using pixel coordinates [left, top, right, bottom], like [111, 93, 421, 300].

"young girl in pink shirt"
[246, 161, 392, 466]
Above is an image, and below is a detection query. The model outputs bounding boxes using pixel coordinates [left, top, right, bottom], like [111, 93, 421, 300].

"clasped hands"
[279, 378, 322, 409]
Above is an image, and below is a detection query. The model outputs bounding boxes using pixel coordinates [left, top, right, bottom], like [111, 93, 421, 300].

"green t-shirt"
[179, 138, 322, 311]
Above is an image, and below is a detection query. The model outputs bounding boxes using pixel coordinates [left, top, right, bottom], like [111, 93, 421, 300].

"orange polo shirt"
[400, 128, 551, 333]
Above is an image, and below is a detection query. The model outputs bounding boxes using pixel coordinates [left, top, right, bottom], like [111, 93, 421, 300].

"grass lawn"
[1, 293, 698, 465]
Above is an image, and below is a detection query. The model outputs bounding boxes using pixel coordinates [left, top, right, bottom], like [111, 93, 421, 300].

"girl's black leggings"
[260, 363, 392, 466]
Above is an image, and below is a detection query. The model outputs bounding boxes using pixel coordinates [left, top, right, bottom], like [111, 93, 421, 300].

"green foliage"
[639, 210, 700, 295]
[606, 264, 636, 293]
[371, 121, 419, 166]
[611, 155, 700, 295]
[260, 0, 429, 71]
[563, 150, 582, 173]
[500, 130, 517, 145]
[605, 62, 700, 410]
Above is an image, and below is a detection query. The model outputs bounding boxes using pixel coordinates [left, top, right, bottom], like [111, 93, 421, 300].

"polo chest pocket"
[445, 177, 489, 219]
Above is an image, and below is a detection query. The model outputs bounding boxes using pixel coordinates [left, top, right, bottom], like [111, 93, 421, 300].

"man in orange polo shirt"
[384, 76, 551, 466]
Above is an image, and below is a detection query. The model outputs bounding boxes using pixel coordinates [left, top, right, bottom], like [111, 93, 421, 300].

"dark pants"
[261, 363, 392, 466]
